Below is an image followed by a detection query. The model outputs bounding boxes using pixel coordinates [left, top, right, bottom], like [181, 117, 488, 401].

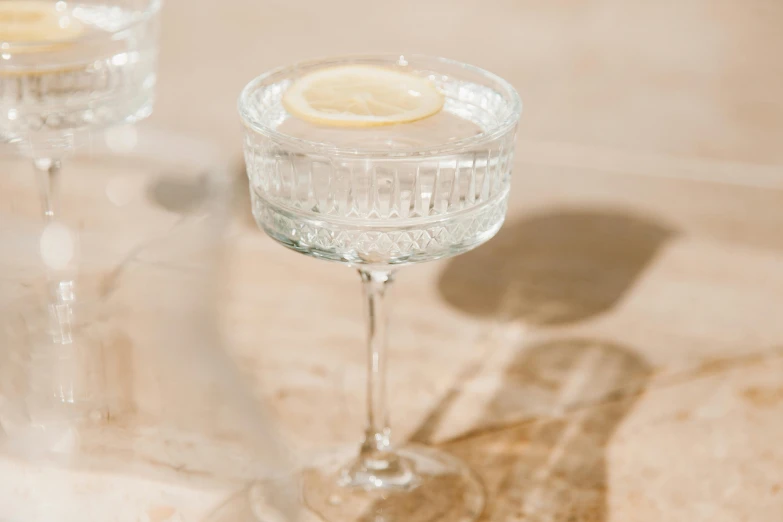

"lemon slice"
[282, 65, 445, 127]
[0, 1, 84, 48]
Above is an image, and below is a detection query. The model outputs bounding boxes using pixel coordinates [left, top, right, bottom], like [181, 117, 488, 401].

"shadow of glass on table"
[411, 206, 675, 444]
[438, 207, 677, 326]
[349, 338, 651, 522]
[445, 338, 651, 522]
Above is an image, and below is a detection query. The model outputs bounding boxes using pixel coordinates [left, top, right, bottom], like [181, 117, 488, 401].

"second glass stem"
[34, 156, 62, 221]
[33, 156, 75, 309]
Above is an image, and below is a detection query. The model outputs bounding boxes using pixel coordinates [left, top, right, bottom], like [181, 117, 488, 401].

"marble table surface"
[1, 0, 782, 521]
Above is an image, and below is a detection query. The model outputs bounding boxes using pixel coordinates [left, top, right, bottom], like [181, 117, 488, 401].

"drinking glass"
[239, 54, 521, 522]
[0, 0, 160, 310]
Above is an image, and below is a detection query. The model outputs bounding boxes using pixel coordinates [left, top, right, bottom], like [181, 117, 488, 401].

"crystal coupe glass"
[239, 54, 521, 522]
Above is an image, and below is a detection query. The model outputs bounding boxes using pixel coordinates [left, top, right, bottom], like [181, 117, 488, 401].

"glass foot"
[303, 444, 484, 522]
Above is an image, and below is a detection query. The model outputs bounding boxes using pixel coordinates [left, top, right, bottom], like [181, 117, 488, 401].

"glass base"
[303, 444, 484, 522]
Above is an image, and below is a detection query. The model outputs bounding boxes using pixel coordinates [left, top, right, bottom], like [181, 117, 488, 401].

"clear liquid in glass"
[246, 79, 514, 266]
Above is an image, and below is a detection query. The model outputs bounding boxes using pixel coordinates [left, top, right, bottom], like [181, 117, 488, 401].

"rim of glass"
[238, 53, 523, 158]
[0, 0, 162, 52]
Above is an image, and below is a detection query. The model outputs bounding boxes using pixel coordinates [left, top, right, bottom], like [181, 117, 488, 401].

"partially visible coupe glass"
[240, 54, 522, 522]
[0, 0, 161, 366]
[0, 0, 160, 240]
[0, 0, 160, 147]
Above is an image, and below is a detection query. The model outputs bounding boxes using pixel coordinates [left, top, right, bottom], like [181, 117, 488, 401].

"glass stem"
[359, 268, 394, 462]
[33, 156, 75, 309]
[34, 156, 62, 222]
[342, 269, 417, 490]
